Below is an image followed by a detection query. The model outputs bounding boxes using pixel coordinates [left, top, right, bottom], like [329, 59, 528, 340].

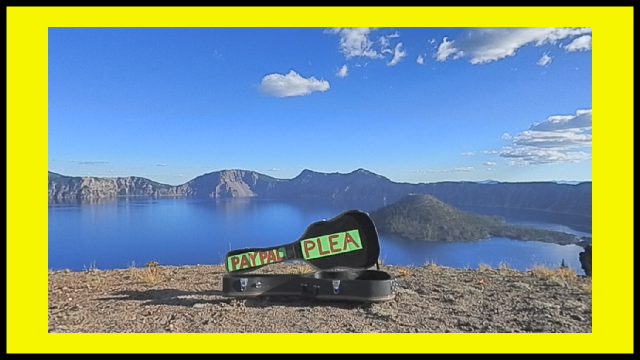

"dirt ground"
[48, 262, 592, 333]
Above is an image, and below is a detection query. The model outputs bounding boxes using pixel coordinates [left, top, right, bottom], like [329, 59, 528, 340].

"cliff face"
[48, 172, 186, 202]
[48, 169, 592, 218]
[182, 170, 280, 198]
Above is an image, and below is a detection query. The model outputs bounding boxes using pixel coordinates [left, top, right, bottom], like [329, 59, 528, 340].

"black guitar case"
[222, 269, 397, 302]
[221, 210, 396, 302]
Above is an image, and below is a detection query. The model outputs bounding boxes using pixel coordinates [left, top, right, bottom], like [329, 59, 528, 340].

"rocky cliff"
[48, 171, 186, 202]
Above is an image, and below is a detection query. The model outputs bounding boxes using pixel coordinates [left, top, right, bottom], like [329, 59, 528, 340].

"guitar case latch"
[301, 283, 320, 297]
[332, 280, 341, 294]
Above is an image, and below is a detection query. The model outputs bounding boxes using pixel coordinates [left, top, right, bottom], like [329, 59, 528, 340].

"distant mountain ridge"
[48, 169, 592, 218]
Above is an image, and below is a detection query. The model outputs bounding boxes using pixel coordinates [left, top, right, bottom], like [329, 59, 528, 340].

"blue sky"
[48, 27, 592, 186]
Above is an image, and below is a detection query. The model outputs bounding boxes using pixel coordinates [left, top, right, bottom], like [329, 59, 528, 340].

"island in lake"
[369, 194, 580, 245]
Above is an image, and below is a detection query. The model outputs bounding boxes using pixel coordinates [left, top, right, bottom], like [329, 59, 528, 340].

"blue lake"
[48, 198, 591, 274]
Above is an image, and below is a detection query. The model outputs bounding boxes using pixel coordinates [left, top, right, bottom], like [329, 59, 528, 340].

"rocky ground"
[48, 262, 592, 333]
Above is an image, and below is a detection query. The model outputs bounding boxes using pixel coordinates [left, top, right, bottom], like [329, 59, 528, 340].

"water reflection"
[49, 197, 591, 274]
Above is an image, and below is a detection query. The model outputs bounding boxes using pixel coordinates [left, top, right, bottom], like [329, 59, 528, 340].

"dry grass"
[423, 259, 442, 273]
[396, 266, 411, 277]
[131, 261, 165, 284]
[529, 265, 578, 284]
[478, 263, 493, 272]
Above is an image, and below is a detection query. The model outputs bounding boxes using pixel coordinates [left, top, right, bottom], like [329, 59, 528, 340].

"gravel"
[48, 263, 592, 333]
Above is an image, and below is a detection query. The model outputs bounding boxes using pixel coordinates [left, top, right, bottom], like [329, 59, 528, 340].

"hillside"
[369, 194, 580, 245]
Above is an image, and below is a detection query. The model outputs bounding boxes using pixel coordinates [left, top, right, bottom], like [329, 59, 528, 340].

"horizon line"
[48, 168, 592, 186]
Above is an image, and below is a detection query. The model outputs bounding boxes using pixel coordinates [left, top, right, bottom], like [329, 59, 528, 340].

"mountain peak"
[351, 168, 374, 175]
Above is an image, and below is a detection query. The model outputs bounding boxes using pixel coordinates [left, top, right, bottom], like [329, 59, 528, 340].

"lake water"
[48, 197, 591, 274]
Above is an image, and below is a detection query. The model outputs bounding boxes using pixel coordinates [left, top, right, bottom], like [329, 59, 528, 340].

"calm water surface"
[48, 198, 591, 274]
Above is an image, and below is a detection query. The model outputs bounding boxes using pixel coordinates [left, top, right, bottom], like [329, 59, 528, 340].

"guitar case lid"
[223, 210, 381, 274]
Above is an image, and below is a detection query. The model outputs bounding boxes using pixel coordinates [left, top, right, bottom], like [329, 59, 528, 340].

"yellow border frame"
[8, 6, 633, 353]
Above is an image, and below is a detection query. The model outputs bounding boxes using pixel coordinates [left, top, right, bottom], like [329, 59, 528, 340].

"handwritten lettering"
[300, 230, 362, 260]
[227, 247, 286, 272]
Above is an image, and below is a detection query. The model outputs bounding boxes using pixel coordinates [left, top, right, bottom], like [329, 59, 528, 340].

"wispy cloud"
[461, 152, 475, 156]
[483, 161, 497, 166]
[325, 27, 383, 59]
[537, 52, 552, 66]
[156, 163, 168, 167]
[258, 70, 330, 97]
[73, 161, 109, 165]
[564, 35, 592, 52]
[387, 43, 407, 66]
[435, 27, 592, 64]
[411, 167, 476, 173]
[482, 150, 499, 154]
[336, 64, 348, 78]
[513, 130, 591, 149]
[500, 109, 592, 165]
[267, 167, 281, 172]
[379, 31, 400, 49]
[501, 147, 591, 166]
[501, 133, 512, 140]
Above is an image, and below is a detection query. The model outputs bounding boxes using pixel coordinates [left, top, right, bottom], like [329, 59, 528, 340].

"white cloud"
[483, 162, 497, 166]
[258, 70, 330, 97]
[435, 37, 464, 62]
[336, 64, 348, 78]
[564, 35, 592, 51]
[435, 27, 592, 64]
[267, 167, 280, 172]
[428, 38, 436, 45]
[416, 55, 425, 65]
[537, 52, 552, 66]
[325, 27, 383, 59]
[461, 152, 475, 156]
[156, 163, 167, 167]
[501, 133, 512, 140]
[482, 150, 499, 154]
[500, 108, 592, 165]
[387, 43, 407, 66]
[513, 130, 591, 149]
[529, 109, 592, 132]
